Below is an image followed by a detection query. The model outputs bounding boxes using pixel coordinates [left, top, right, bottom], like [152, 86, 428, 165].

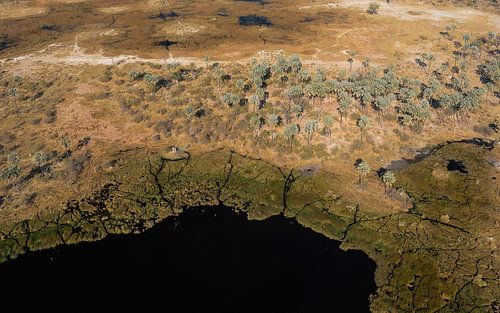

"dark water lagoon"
[0, 206, 376, 313]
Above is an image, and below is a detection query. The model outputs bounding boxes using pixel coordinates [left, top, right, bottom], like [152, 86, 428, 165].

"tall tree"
[33, 152, 46, 169]
[356, 160, 371, 183]
[267, 113, 280, 140]
[381, 171, 396, 193]
[2, 152, 21, 180]
[289, 54, 303, 73]
[356, 115, 370, 142]
[283, 124, 299, 149]
[338, 96, 352, 125]
[347, 51, 357, 72]
[304, 119, 318, 146]
[61, 136, 71, 158]
[322, 115, 334, 140]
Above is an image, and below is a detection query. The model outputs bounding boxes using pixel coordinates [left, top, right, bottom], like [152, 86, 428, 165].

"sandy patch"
[0, 4, 48, 19]
[97, 6, 132, 14]
[157, 21, 206, 36]
[300, 0, 500, 29]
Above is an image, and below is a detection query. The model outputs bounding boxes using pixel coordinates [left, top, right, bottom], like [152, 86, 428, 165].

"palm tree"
[235, 79, 246, 93]
[289, 54, 303, 73]
[250, 94, 261, 111]
[304, 119, 318, 146]
[298, 69, 311, 83]
[249, 115, 265, 136]
[428, 53, 436, 74]
[33, 152, 46, 168]
[213, 67, 225, 90]
[285, 85, 303, 104]
[356, 115, 370, 142]
[373, 96, 391, 114]
[487, 31, 496, 41]
[355, 160, 371, 183]
[267, 113, 280, 140]
[421, 53, 435, 74]
[221, 93, 240, 107]
[283, 124, 299, 149]
[203, 55, 210, 69]
[61, 136, 71, 157]
[338, 96, 351, 125]
[304, 82, 326, 105]
[347, 50, 357, 72]
[322, 115, 334, 140]
[347, 58, 354, 73]
[2, 152, 21, 180]
[445, 24, 457, 39]
[362, 58, 370, 69]
[251, 61, 271, 88]
[462, 33, 471, 45]
[381, 170, 396, 193]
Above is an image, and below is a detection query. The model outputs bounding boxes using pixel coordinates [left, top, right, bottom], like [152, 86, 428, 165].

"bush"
[129, 70, 145, 81]
[367, 2, 380, 14]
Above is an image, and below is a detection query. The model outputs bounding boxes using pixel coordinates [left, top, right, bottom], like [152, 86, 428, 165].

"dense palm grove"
[123, 28, 498, 165]
[1, 28, 498, 187]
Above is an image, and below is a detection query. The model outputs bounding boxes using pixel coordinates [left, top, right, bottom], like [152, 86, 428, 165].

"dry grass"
[0, 0, 497, 63]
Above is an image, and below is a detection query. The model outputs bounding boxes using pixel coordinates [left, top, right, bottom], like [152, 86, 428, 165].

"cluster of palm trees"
[204, 29, 495, 148]
[1, 136, 71, 182]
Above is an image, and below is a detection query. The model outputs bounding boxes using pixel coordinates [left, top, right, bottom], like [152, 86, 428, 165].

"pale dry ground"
[303, 0, 500, 27]
[0, 3, 47, 19]
[1, 0, 498, 67]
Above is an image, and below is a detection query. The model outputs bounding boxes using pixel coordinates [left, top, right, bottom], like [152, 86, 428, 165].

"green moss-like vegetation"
[0, 142, 498, 312]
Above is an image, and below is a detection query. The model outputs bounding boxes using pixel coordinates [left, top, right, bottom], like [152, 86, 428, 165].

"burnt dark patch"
[0, 36, 14, 51]
[415, 58, 427, 69]
[70, 151, 92, 174]
[236, 0, 268, 4]
[301, 16, 315, 23]
[45, 109, 57, 124]
[30, 91, 44, 101]
[76, 137, 91, 150]
[194, 108, 206, 118]
[489, 122, 499, 132]
[21, 164, 51, 183]
[150, 11, 179, 20]
[299, 165, 320, 176]
[447, 159, 468, 174]
[155, 40, 177, 50]
[155, 78, 172, 89]
[41, 24, 59, 32]
[239, 98, 248, 106]
[239, 15, 272, 26]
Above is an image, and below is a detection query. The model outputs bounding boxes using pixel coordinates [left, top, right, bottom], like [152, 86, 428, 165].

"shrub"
[367, 2, 380, 14]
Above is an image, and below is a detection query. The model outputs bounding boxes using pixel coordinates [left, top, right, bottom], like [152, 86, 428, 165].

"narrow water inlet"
[0, 206, 376, 313]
